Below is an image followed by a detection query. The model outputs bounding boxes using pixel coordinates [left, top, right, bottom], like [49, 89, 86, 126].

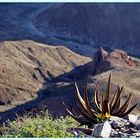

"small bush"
[0, 111, 78, 138]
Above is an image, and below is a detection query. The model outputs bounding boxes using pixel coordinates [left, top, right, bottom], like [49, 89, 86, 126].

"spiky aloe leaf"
[63, 104, 81, 123]
[112, 92, 132, 116]
[66, 108, 90, 126]
[75, 83, 85, 105]
[75, 82, 92, 117]
[111, 87, 122, 112]
[94, 82, 100, 105]
[75, 83, 97, 119]
[121, 103, 137, 117]
[62, 99, 90, 126]
[83, 82, 97, 118]
[62, 98, 78, 119]
[76, 103, 92, 121]
[68, 101, 80, 117]
[110, 85, 119, 108]
[76, 103, 97, 124]
[104, 73, 111, 101]
[102, 100, 110, 115]
[94, 82, 102, 113]
[114, 96, 120, 111]
[101, 94, 104, 114]
[117, 99, 132, 116]
[116, 93, 134, 117]
[111, 86, 124, 113]
[102, 74, 111, 114]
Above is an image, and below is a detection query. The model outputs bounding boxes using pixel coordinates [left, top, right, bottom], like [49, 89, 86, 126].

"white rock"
[109, 116, 129, 128]
[131, 132, 140, 137]
[127, 115, 140, 130]
[128, 114, 138, 124]
[92, 120, 112, 138]
[109, 116, 122, 122]
[135, 122, 140, 130]
[136, 116, 140, 124]
[121, 133, 130, 138]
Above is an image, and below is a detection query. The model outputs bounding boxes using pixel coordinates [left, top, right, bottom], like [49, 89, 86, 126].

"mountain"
[1, 3, 140, 57]
[0, 3, 140, 122]
[0, 40, 91, 112]
[40, 48, 140, 117]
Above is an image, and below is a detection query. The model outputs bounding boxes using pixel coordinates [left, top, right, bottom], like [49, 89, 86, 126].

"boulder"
[109, 116, 130, 129]
[126, 114, 140, 130]
[68, 115, 140, 138]
[131, 132, 140, 137]
[135, 118, 140, 130]
[92, 120, 112, 138]
[127, 114, 139, 124]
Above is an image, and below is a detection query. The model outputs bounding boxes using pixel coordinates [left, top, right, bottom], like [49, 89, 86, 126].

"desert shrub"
[64, 74, 137, 129]
[0, 111, 78, 138]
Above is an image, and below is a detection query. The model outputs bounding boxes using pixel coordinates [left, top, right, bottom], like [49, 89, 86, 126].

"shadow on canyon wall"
[0, 60, 96, 123]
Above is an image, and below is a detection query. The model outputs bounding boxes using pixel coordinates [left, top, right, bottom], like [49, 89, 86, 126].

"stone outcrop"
[94, 48, 137, 74]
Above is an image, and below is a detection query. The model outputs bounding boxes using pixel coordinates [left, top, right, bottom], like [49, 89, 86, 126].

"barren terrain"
[0, 3, 140, 122]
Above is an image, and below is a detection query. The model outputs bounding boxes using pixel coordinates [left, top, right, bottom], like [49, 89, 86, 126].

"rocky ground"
[68, 114, 140, 138]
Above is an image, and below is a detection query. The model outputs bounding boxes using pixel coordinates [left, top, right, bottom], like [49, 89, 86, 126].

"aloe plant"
[63, 74, 137, 128]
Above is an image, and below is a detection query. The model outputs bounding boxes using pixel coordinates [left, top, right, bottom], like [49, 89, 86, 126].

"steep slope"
[34, 3, 140, 57]
[0, 3, 140, 122]
[1, 4, 140, 57]
[0, 40, 91, 112]
[40, 49, 140, 117]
